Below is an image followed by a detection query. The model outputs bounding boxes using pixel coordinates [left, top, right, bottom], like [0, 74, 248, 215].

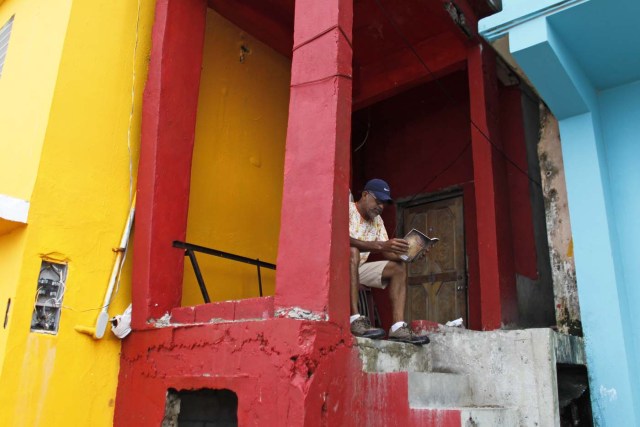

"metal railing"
[173, 241, 276, 303]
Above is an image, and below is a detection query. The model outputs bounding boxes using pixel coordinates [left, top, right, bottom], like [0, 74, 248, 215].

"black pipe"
[256, 262, 263, 297]
[186, 249, 211, 303]
[173, 241, 276, 270]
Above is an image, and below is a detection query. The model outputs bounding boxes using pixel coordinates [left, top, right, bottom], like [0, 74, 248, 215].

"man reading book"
[349, 179, 430, 345]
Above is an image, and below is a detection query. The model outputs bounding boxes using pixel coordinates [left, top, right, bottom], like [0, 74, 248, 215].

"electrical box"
[30, 261, 67, 334]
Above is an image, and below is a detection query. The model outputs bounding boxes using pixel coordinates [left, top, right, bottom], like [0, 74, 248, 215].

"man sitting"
[349, 179, 430, 345]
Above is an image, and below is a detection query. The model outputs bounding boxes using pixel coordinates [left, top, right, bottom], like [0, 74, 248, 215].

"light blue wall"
[558, 112, 637, 426]
[598, 80, 640, 413]
[480, 0, 640, 425]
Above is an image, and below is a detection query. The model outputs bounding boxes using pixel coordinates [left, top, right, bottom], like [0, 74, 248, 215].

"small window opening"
[557, 364, 592, 426]
[30, 261, 67, 334]
[163, 388, 238, 427]
[0, 15, 15, 78]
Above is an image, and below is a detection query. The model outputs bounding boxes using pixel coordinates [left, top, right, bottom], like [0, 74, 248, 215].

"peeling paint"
[116, 319, 583, 426]
[356, 337, 429, 373]
[275, 307, 328, 321]
[599, 386, 617, 402]
[161, 391, 180, 427]
[538, 105, 582, 335]
[153, 313, 173, 327]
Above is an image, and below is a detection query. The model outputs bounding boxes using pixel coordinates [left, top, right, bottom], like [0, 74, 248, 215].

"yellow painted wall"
[0, 0, 73, 406]
[0, 0, 156, 425]
[0, 227, 27, 376]
[182, 10, 291, 306]
[0, 0, 73, 200]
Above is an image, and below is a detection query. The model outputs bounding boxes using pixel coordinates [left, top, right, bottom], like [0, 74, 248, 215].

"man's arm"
[350, 237, 409, 261]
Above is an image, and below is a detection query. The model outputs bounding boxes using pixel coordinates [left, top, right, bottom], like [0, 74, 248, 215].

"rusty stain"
[567, 238, 573, 258]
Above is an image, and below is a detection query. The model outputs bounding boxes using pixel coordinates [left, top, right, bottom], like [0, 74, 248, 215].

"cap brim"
[371, 191, 393, 204]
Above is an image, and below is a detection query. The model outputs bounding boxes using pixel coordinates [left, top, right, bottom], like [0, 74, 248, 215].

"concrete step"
[410, 407, 519, 426]
[356, 337, 431, 373]
[459, 407, 519, 426]
[408, 372, 473, 408]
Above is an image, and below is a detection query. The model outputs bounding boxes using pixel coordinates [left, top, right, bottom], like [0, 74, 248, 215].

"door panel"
[403, 195, 466, 325]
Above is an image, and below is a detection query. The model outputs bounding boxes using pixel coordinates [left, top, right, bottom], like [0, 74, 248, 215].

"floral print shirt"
[349, 202, 388, 265]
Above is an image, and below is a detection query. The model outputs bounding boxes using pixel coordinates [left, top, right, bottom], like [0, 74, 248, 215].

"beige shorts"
[359, 261, 390, 289]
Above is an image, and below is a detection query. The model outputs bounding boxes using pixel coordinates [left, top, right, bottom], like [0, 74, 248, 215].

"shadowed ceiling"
[209, 0, 496, 109]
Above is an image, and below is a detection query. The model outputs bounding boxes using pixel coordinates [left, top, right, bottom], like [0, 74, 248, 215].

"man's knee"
[383, 261, 407, 280]
[388, 260, 407, 279]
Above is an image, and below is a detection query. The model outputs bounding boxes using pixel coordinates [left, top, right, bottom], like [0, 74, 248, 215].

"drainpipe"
[75, 195, 136, 339]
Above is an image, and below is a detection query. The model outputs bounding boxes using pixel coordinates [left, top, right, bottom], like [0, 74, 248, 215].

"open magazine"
[399, 228, 439, 262]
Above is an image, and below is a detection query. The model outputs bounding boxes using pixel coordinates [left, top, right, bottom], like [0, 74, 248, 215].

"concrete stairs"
[458, 408, 520, 426]
[356, 328, 585, 426]
[407, 372, 519, 425]
[356, 336, 519, 426]
[407, 372, 473, 408]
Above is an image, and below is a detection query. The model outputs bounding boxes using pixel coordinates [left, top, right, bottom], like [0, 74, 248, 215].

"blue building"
[480, 0, 640, 425]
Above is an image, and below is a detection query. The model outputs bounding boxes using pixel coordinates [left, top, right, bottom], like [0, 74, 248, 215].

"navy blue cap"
[364, 179, 393, 203]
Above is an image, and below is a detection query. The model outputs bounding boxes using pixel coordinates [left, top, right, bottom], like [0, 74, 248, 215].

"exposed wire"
[58, 1, 140, 315]
[372, 0, 542, 189]
[126, 0, 142, 205]
[389, 141, 472, 236]
[353, 109, 371, 152]
[113, 244, 129, 299]
[59, 252, 127, 313]
[33, 286, 45, 321]
[32, 267, 66, 330]
[290, 73, 353, 88]
[62, 303, 110, 313]
[39, 264, 61, 280]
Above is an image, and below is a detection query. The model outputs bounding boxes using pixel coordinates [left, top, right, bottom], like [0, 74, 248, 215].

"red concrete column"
[467, 43, 516, 329]
[132, 0, 207, 328]
[274, 0, 353, 324]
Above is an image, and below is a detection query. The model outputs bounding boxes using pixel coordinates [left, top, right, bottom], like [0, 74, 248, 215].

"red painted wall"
[351, 69, 537, 331]
[133, 0, 207, 327]
[352, 71, 477, 329]
[274, 0, 354, 323]
[120, 0, 544, 424]
[499, 85, 537, 279]
[352, 71, 473, 236]
[114, 308, 464, 426]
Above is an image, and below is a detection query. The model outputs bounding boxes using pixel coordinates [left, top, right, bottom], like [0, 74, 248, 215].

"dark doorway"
[400, 193, 467, 325]
[557, 364, 593, 427]
[164, 388, 238, 427]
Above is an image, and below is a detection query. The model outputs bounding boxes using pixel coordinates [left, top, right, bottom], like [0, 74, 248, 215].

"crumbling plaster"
[537, 105, 581, 335]
[115, 318, 456, 426]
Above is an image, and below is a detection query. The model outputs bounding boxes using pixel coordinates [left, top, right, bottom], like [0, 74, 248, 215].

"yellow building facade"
[0, 0, 289, 424]
[183, 8, 290, 306]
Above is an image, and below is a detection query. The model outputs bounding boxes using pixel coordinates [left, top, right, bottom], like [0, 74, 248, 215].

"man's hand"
[382, 238, 410, 255]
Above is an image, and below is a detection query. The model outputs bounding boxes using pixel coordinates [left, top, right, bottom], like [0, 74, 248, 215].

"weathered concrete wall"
[428, 328, 583, 426]
[358, 327, 586, 427]
[537, 105, 581, 335]
[516, 89, 555, 328]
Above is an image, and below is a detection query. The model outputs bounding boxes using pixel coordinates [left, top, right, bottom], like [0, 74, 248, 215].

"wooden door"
[402, 195, 467, 325]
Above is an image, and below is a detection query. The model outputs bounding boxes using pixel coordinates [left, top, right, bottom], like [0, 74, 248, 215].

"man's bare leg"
[381, 261, 407, 323]
[349, 248, 385, 339]
[382, 261, 429, 345]
[350, 247, 361, 316]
